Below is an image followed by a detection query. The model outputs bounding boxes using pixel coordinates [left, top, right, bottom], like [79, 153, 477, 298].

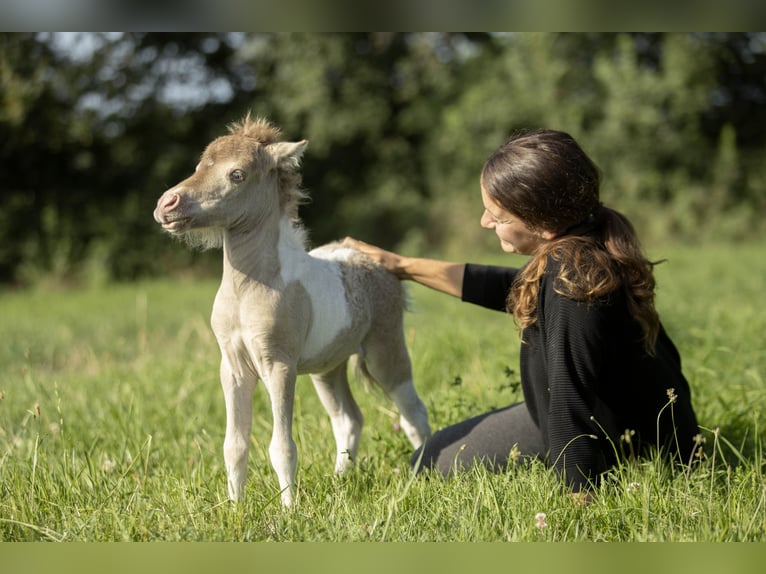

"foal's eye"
[229, 169, 246, 184]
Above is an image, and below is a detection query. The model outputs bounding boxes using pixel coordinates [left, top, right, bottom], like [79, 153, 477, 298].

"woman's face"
[480, 185, 554, 255]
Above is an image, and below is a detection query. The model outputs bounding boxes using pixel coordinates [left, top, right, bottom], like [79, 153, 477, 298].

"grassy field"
[1, 242, 764, 541]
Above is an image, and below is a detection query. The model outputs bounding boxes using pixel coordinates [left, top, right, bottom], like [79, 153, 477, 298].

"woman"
[344, 129, 699, 501]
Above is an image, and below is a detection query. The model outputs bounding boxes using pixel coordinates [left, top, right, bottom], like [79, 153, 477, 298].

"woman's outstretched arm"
[343, 237, 465, 298]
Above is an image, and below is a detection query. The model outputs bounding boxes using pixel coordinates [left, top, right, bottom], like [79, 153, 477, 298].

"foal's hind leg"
[361, 334, 431, 448]
[309, 361, 364, 474]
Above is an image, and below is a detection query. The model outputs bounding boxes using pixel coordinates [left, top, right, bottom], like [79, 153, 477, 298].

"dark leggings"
[410, 402, 548, 475]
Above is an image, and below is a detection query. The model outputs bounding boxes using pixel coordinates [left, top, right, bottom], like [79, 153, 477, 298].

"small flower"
[509, 443, 521, 464]
[692, 432, 708, 461]
[666, 388, 678, 403]
[621, 429, 636, 444]
[627, 482, 641, 492]
[102, 458, 116, 473]
[535, 512, 548, 530]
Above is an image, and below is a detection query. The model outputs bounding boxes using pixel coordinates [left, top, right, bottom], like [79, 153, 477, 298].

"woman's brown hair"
[481, 129, 661, 353]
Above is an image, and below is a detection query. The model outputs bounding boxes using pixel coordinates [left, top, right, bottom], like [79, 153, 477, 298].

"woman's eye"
[229, 169, 246, 183]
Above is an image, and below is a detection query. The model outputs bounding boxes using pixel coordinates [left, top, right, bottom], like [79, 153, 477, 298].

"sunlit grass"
[1, 242, 764, 540]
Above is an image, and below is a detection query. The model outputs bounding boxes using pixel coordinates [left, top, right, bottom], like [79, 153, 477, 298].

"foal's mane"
[227, 113, 282, 145]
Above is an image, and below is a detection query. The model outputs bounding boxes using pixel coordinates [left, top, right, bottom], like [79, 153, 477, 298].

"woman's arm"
[342, 237, 465, 298]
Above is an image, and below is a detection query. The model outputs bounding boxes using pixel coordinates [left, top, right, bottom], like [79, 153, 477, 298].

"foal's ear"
[267, 140, 308, 171]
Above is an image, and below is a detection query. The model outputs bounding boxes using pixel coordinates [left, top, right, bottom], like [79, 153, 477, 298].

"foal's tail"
[349, 348, 380, 395]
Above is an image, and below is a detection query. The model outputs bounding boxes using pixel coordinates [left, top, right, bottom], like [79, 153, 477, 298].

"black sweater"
[461, 260, 699, 491]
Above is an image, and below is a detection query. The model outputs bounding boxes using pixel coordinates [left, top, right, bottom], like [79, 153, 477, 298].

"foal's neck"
[221, 216, 308, 290]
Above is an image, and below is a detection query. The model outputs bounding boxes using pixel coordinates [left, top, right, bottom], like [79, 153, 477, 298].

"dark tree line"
[1, 33, 764, 286]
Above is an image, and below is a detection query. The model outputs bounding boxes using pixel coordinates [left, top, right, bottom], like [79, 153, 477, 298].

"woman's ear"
[541, 230, 558, 240]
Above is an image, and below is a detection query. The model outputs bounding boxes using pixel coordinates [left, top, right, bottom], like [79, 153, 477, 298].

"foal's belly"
[296, 330, 364, 375]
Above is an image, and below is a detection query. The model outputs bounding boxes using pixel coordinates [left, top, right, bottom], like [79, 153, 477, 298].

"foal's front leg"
[260, 360, 299, 506]
[220, 359, 256, 502]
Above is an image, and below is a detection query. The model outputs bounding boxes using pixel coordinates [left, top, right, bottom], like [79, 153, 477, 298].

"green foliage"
[2, 33, 766, 285]
[1, 243, 764, 541]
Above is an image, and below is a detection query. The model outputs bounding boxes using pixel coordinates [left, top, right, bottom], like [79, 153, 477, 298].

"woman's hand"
[342, 237, 410, 279]
[342, 236, 466, 298]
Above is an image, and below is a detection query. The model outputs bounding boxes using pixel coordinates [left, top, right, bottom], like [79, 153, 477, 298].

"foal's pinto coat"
[153, 115, 431, 506]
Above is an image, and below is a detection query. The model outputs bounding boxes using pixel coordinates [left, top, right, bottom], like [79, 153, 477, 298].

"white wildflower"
[535, 512, 548, 530]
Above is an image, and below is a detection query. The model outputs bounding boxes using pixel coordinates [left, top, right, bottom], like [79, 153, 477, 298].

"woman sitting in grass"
[344, 129, 699, 504]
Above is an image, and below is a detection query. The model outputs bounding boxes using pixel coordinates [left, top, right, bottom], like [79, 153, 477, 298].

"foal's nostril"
[160, 192, 181, 212]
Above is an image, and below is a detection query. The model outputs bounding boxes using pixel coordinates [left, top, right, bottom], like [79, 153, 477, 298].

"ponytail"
[508, 206, 661, 355]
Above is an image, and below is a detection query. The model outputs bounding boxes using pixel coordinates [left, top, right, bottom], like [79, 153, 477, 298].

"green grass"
[1, 242, 765, 541]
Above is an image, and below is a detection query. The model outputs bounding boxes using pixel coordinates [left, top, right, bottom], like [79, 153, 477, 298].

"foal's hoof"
[334, 455, 355, 475]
